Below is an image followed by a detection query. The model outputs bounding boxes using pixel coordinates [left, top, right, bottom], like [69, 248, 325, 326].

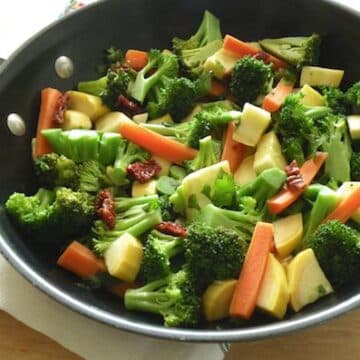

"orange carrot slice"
[125, 50, 148, 71]
[230, 222, 274, 319]
[262, 78, 295, 112]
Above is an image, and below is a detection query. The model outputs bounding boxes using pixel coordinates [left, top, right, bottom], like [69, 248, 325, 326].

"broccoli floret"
[185, 223, 248, 289]
[5, 187, 95, 240]
[142, 107, 242, 148]
[308, 221, 360, 289]
[142, 230, 184, 282]
[185, 136, 220, 172]
[236, 167, 287, 217]
[130, 50, 179, 103]
[229, 56, 273, 106]
[158, 195, 177, 222]
[351, 152, 360, 180]
[172, 10, 222, 78]
[210, 170, 236, 208]
[34, 153, 78, 190]
[345, 81, 360, 113]
[124, 268, 200, 327]
[318, 86, 349, 115]
[92, 195, 162, 254]
[78, 160, 111, 193]
[196, 204, 259, 243]
[106, 139, 151, 186]
[96, 46, 125, 75]
[275, 92, 332, 164]
[146, 77, 197, 121]
[259, 34, 321, 68]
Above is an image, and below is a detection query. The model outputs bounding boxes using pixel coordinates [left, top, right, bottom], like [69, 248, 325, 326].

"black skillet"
[0, 0, 359, 342]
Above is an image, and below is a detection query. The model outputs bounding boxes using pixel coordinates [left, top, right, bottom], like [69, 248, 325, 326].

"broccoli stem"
[78, 76, 107, 96]
[114, 195, 159, 212]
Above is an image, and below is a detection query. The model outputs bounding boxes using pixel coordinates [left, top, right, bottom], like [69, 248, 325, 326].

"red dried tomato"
[54, 93, 69, 125]
[285, 160, 305, 190]
[253, 51, 271, 63]
[117, 94, 143, 118]
[156, 222, 187, 237]
[127, 160, 161, 183]
[95, 189, 116, 229]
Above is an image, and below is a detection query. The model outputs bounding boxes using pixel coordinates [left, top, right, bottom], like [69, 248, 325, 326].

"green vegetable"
[172, 10, 223, 77]
[308, 221, 360, 289]
[142, 230, 184, 282]
[96, 46, 124, 75]
[124, 268, 200, 327]
[34, 153, 78, 190]
[210, 171, 236, 208]
[185, 223, 248, 289]
[259, 34, 321, 69]
[92, 195, 162, 254]
[130, 50, 179, 103]
[78, 160, 111, 193]
[345, 81, 360, 113]
[158, 195, 177, 222]
[169, 165, 187, 181]
[318, 86, 349, 115]
[229, 56, 273, 106]
[185, 136, 220, 172]
[351, 152, 360, 181]
[156, 176, 179, 195]
[301, 184, 339, 247]
[5, 187, 95, 241]
[98, 132, 123, 166]
[106, 138, 151, 186]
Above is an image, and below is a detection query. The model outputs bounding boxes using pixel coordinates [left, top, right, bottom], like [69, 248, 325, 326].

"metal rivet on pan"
[54, 56, 74, 79]
[7, 113, 26, 136]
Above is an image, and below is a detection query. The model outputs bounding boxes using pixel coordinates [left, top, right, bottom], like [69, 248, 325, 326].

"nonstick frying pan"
[0, 0, 359, 342]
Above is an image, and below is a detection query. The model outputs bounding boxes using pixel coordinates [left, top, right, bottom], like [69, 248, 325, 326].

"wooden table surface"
[0, 309, 359, 359]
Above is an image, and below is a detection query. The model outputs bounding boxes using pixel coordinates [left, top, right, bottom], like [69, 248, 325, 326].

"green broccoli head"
[124, 268, 201, 327]
[158, 195, 177, 222]
[5, 187, 95, 240]
[96, 46, 125, 75]
[318, 86, 349, 115]
[130, 50, 179, 103]
[351, 152, 360, 181]
[142, 230, 185, 282]
[34, 153, 78, 190]
[229, 56, 273, 105]
[185, 223, 248, 289]
[259, 34, 321, 68]
[147, 77, 197, 121]
[78, 160, 111, 193]
[308, 221, 360, 289]
[345, 81, 360, 113]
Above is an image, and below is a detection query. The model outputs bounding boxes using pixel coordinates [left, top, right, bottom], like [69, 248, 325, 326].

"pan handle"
[0, 58, 5, 66]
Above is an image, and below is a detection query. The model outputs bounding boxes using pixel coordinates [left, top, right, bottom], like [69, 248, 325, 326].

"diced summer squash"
[63, 110, 92, 130]
[66, 91, 109, 121]
[202, 279, 237, 322]
[287, 248, 333, 312]
[104, 233, 143, 282]
[256, 254, 289, 319]
[299, 85, 325, 106]
[133, 113, 149, 124]
[152, 156, 172, 176]
[203, 48, 239, 79]
[253, 131, 287, 174]
[132, 179, 158, 197]
[300, 66, 344, 87]
[95, 112, 132, 133]
[233, 155, 257, 186]
[148, 113, 173, 124]
[337, 182, 360, 224]
[273, 213, 303, 258]
[233, 103, 271, 146]
[347, 115, 360, 140]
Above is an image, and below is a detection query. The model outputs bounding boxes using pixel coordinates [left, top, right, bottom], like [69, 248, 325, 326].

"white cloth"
[0, 1, 223, 359]
[0, 1, 358, 359]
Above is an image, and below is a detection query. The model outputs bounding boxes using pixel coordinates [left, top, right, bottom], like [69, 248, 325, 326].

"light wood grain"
[0, 309, 358, 359]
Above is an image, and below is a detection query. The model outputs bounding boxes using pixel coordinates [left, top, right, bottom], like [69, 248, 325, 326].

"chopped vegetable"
[125, 49, 148, 71]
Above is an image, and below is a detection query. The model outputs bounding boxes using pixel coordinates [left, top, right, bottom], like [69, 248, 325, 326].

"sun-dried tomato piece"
[156, 222, 187, 237]
[127, 160, 161, 183]
[117, 94, 143, 117]
[54, 93, 69, 125]
[253, 51, 271, 64]
[285, 160, 305, 190]
[96, 189, 116, 229]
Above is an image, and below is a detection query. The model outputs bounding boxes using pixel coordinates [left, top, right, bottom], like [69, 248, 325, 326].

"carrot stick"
[57, 241, 106, 278]
[109, 282, 139, 297]
[35, 88, 63, 157]
[262, 78, 295, 112]
[223, 35, 288, 70]
[125, 50, 148, 71]
[267, 152, 328, 215]
[221, 122, 245, 173]
[230, 222, 274, 319]
[323, 186, 360, 223]
[119, 121, 198, 164]
[210, 79, 227, 97]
